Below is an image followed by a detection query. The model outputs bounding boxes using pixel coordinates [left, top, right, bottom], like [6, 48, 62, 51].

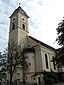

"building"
[8, 6, 64, 84]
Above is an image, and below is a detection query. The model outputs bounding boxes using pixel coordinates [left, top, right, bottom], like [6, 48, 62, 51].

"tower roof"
[10, 6, 29, 18]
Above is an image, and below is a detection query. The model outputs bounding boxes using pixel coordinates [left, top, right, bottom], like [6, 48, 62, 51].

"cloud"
[0, 0, 64, 53]
[0, 0, 10, 52]
[0, 24, 9, 52]
[1, 0, 18, 8]
[25, 0, 63, 48]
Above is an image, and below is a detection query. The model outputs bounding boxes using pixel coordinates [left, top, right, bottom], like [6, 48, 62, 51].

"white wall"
[41, 46, 58, 72]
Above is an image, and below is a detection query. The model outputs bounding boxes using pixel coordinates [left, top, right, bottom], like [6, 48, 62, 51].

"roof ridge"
[28, 36, 56, 51]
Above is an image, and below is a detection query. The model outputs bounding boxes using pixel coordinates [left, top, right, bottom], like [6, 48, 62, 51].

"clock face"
[22, 17, 26, 22]
[12, 17, 16, 22]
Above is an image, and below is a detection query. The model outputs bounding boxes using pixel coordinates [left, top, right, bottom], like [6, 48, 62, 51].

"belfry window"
[12, 23, 15, 30]
[22, 24, 25, 30]
[45, 53, 49, 69]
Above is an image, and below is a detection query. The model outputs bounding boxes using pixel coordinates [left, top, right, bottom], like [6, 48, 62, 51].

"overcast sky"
[0, 0, 64, 53]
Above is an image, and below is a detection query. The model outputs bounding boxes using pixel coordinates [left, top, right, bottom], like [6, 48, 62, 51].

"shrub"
[43, 71, 59, 84]
[44, 77, 55, 84]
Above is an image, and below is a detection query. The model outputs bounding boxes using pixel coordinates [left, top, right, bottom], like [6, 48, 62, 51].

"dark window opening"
[12, 23, 15, 30]
[29, 63, 31, 66]
[53, 56, 56, 69]
[22, 24, 25, 30]
[45, 53, 49, 69]
[17, 73, 20, 77]
[33, 78, 35, 80]
[38, 77, 41, 84]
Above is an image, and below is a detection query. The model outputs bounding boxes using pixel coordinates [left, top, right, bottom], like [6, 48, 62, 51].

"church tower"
[9, 6, 29, 46]
[7, 5, 58, 85]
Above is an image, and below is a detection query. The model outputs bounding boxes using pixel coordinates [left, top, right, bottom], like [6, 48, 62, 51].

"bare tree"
[3, 42, 28, 85]
[0, 52, 7, 83]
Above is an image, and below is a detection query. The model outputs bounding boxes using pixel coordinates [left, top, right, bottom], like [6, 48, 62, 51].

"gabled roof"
[29, 36, 56, 51]
[10, 6, 29, 18]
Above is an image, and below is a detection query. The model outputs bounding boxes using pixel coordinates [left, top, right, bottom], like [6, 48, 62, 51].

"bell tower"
[9, 6, 29, 46]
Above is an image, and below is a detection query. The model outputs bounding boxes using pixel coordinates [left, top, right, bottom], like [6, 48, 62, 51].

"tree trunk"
[10, 53, 13, 85]
[23, 69, 25, 83]
[23, 53, 25, 84]
[10, 73, 13, 85]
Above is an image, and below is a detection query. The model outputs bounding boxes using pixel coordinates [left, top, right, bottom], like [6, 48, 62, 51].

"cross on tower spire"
[19, 3, 21, 6]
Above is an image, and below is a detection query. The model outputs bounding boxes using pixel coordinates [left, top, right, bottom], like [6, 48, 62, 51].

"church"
[7, 6, 64, 84]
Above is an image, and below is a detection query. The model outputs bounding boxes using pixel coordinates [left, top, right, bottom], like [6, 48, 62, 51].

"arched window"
[12, 23, 15, 30]
[52, 56, 56, 69]
[38, 77, 41, 84]
[45, 53, 49, 69]
[22, 24, 25, 30]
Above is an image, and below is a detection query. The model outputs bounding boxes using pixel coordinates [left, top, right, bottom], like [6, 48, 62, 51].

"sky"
[0, 0, 64, 53]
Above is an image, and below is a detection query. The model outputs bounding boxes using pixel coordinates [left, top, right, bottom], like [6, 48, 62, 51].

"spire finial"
[19, 3, 21, 6]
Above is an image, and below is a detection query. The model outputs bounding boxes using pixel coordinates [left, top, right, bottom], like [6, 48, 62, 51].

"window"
[33, 78, 35, 80]
[12, 23, 15, 30]
[17, 73, 20, 77]
[29, 63, 31, 66]
[52, 56, 56, 69]
[38, 77, 41, 84]
[45, 53, 49, 69]
[22, 24, 25, 30]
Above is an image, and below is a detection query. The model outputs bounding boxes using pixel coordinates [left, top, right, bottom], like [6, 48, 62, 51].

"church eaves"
[29, 36, 56, 51]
